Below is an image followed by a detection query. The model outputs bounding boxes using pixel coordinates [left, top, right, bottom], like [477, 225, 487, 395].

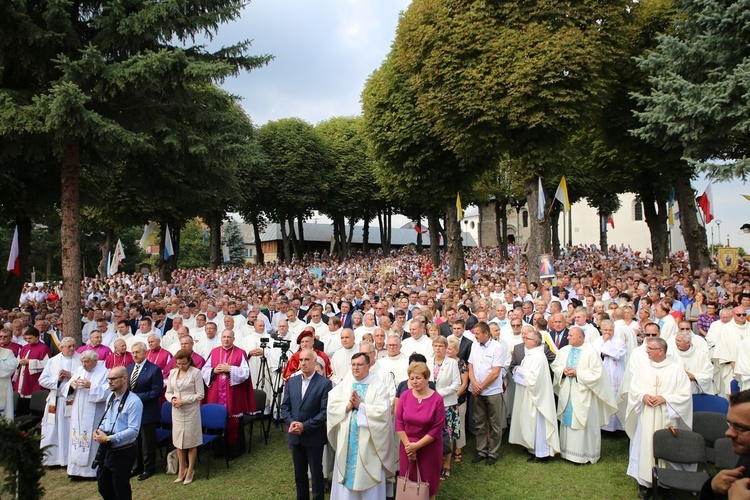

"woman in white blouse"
[432, 336, 462, 480]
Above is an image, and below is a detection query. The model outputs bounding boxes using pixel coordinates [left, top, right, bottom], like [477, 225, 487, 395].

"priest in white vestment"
[39, 337, 82, 466]
[655, 301, 679, 341]
[509, 330, 560, 462]
[238, 320, 272, 411]
[713, 306, 750, 398]
[331, 330, 358, 385]
[551, 328, 617, 464]
[400, 319, 433, 362]
[327, 352, 395, 499]
[616, 323, 658, 430]
[593, 320, 627, 431]
[375, 335, 409, 393]
[673, 332, 714, 394]
[67, 350, 109, 478]
[0, 346, 18, 420]
[625, 337, 692, 496]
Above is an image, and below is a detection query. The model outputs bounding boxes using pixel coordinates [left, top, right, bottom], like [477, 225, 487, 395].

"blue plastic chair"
[731, 380, 740, 394]
[200, 404, 228, 478]
[155, 401, 173, 456]
[692, 394, 729, 414]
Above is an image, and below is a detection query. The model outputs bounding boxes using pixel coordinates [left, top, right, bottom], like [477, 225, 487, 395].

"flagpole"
[568, 209, 572, 247]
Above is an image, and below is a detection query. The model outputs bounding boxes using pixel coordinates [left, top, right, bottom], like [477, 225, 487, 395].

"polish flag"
[608, 216, 615, 229]
[698, 184, 715, 223]
[6, 226, 20, 276]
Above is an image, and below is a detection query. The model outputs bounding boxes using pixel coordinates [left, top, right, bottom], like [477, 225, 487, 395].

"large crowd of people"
[2, 244, 750, 499]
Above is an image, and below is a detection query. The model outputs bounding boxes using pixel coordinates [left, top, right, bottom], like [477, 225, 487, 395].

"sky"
[213, 0, 750, 250]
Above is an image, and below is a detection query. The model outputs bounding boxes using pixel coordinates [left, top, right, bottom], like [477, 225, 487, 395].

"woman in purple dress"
[395, 362, 445, 499]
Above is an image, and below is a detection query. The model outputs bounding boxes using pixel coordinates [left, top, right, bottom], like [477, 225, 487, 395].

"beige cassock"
[39, 352, 82, 466]
[712, 321, 749, 398]
[0, 348, 19, 421]
[551, 344, 617, 464]
[671, 345, 714, 394]
[625, 358, 692, 487]
[509, 345, 560, 458]
[327, 373, 395, 499]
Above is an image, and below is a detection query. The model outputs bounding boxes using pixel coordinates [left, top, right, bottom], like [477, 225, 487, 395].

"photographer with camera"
[94, 366, 143, 500]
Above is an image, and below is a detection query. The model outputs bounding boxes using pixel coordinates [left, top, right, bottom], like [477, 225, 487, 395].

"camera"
[273, 339, 291, 351]
[92, 432, 112, 469]
[259, 337, 270, 348]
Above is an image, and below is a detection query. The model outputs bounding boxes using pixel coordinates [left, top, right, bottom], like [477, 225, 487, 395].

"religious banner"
[308, 267, 323, 279]
[539, 253, 555, 279]
[718, 247, 740, 273]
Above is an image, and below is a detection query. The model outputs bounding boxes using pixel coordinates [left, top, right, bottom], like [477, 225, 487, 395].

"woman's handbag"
[396, 458, 430, 500]
[166, 449, 178, 474]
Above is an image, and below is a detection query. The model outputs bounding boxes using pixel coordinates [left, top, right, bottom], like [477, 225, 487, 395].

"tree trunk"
[385, 206, 392, 254]
[297, 216, 305, 256]
[416, 216, 423, 252]
[599, 213, 609, 254]
[61, 139, 82, 346]
[250, 211, 264, 264]
[674, 175, 711, 272]
[550, 209, 561, 257]
[524, 177, 551, 284]
[428, 211, 441, 270]
[347, 218, 355, 255]
[288, 216, 300, 262]
[444, 199, 465, 281]
[641, 190, 669, 265]
[280, 219, 291, 263]
[496, 199, 509, 260]
[208, 211, 222, 270]
[0, 217, 31, 309]
[363, 216, 370, 253]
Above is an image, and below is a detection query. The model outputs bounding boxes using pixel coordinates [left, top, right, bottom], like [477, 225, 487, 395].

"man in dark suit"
[151, 308, 172, 337]
[336, 300, 354, 330]
[448, 319, 474, 363]
[509, 326, 556, 374]
[548, 313, 569, 350]
[127, 341, 163, 481]
[281, 348, 333, 500]
[129, 307, 145, 334]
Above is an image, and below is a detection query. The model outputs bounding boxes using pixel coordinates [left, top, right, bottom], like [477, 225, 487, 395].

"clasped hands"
[403, 442, 419, 461]
[288, 421, 305, 435]
[563, 367, 577, 378]
[70, 377, 91, 390]
[213, 363, 231, 374]
[58, 369, 71, 381]
[642, 394, 666, 407]
[346, 391, 361, 412]
[171, 396, 183, 408]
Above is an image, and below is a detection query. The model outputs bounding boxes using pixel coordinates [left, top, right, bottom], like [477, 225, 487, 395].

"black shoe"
[471, 454, 486, 464]
[637, 486, 652, 500]
[130, 468, 143, 478]
[137, 472, 153, 481]
[486, 457, 497, 466]
[527, 456, 550, 463]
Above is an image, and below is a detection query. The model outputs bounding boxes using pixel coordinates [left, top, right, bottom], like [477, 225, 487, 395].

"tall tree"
[632, 0, 750, 178]
[0, 0, 270, 343]
[256, 118, 334, 263]
[222, 219, 246, 267]
[390, 0, 629, 281]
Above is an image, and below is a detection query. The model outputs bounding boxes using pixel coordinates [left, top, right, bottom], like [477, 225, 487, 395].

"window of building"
[633, 201, 643, 221]
[522, 210, 529, 228]
[245, 247, 254, 258]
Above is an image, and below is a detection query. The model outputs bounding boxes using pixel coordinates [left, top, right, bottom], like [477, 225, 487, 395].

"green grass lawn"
[39, 428, 697, 499]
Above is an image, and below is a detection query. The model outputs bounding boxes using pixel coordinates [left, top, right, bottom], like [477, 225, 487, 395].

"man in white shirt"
[468, 322, 506, 466]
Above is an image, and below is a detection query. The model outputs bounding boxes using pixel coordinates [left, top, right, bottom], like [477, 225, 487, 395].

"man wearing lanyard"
[94, 366, 143, 500]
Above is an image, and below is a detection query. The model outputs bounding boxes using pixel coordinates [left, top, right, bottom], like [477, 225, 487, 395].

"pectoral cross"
[654, 375, 662, 396]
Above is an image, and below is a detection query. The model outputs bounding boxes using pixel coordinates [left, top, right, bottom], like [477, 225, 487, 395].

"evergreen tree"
[222, 219, 246, 267]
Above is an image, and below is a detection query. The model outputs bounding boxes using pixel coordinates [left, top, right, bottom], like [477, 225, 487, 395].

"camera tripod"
[254, 345, 289, 439]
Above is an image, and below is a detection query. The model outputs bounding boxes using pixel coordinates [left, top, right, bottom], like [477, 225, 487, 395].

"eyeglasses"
[727, 421, 750, 434]
[643, 333, 659, 337]
[107, 376, 124, 381]
[736, 313, 747, 317]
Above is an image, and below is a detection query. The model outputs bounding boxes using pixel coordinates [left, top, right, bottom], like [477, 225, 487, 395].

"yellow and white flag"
[554, 176, 570, 213]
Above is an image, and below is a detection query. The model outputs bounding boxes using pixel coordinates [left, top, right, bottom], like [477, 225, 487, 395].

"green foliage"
[392, 0, 628, 170]
[0, 419, 47, 500]
[256, 118, 335, 223]
[222, 219, 246, 266]
[172, 219, 210, 269]
[633, 0, 750, 179]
